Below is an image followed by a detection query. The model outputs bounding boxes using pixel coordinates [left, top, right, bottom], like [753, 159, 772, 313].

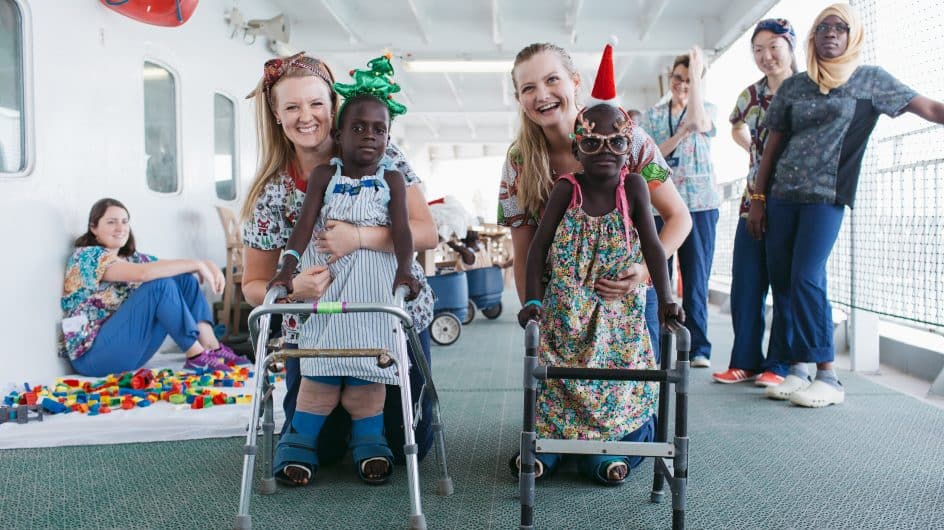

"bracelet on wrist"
[749, 193, 767, 203]
[523, 299, 543, 309]
[280, 249, 300, 262]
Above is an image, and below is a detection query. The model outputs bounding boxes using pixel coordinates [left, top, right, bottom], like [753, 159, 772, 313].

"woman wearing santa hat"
[507, 42, 689, 485]
[498, 42, 692, 358]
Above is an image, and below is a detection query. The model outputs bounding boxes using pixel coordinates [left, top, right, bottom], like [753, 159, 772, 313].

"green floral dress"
[537, 173, 658, 442]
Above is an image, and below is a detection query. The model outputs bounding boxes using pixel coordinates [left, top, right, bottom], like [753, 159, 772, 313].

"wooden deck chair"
[216, 206, 245, 339]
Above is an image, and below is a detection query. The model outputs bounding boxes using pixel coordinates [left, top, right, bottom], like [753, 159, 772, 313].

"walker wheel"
[482, 303, 503, 319]
[463, 301, 476, 325]
[430, 313, 462, 346]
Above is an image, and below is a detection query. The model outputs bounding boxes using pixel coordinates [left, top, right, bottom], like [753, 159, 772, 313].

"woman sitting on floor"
[61, 198, 249, 377]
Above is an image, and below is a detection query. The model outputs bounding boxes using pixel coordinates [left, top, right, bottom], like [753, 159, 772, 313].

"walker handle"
[393, 284, 409, 308]
[265, 285, 288, 304]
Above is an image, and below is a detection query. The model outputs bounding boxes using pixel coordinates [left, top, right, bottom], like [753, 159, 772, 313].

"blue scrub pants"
[281, 327, 433, 464]
[657, 209, 718, 360]
[729, 218, 789, 376]
[764, 198, 845, 364]
[644, 286, 661, 363]
[71, 274, 210, 377]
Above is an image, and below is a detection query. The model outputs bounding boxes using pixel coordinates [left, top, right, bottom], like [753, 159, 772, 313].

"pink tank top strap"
[615, 166, 633, 248]
[556, 173, 583, 209]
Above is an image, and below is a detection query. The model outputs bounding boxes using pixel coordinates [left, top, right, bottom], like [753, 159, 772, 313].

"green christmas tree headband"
[334, 53, 407, 122]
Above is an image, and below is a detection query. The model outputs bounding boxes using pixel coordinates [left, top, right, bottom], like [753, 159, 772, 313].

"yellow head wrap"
[806, 3, 864, 95]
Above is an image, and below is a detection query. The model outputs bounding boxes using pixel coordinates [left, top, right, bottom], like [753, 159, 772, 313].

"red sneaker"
[711, 368, 755, 384]
[754, 371, 785, 387]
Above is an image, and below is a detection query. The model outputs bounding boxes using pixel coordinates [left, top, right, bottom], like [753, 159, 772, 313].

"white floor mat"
[0, 353, 286, 449]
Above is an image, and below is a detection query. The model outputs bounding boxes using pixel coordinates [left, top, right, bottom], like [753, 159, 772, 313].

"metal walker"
[235, 286, 454, 530]
[519, 320, 691, 530]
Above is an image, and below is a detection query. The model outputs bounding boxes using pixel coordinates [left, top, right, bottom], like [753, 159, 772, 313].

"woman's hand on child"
[393, 268, 421, 301]
[517, 305, 542, 328]
[595, 263, 648, 301]
[292, 265, 332, 300]
[314, 220, 360, 263]
[660, 302, 685, 331]
[746, 201, 766, 240]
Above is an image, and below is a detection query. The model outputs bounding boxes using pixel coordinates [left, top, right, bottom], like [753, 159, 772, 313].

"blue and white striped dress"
[298, 159, 432, 385]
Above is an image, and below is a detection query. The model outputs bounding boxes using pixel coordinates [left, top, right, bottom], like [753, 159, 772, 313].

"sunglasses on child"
[577, 133, 631, 155]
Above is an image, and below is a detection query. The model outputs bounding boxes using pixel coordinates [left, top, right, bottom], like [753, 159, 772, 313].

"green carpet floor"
[2, 292, 943, 529]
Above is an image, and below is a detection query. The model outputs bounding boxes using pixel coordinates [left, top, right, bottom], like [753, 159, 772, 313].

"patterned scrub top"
[241, 143, 435, 344]
[497, 124, 671, 228]
[60, 246, 156, 360]
[638, 101, 720, 212]
[537, 173, 657, 441]
[762, 66, 917, 207]
[730, 77, 775, 218]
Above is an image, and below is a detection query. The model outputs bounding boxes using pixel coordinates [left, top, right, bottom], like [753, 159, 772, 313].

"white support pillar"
[929, 367, 944, 398]
[849, 308, 880, 374]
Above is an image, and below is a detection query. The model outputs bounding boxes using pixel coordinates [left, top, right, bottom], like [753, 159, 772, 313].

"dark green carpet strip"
[2, 293, 943, 529]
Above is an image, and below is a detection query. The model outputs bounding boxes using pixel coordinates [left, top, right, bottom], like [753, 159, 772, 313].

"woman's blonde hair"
[508, 43, 580, 217]
[241, 55, 339, 220]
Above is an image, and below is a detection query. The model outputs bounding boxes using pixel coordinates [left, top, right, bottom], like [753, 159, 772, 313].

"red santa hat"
[587, 41, 620, 108]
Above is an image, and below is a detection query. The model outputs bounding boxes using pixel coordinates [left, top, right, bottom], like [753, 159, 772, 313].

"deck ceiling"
[267, 0, 778, 145]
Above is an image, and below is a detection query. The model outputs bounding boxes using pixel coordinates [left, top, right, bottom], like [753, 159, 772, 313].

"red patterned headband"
[259, 52, 334, 106]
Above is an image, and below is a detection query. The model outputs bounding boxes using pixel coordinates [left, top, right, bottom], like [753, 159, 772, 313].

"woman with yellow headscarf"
[745, 3, 944, 409]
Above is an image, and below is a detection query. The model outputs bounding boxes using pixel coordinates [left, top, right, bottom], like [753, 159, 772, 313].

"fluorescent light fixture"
[404, 60, 513, 73]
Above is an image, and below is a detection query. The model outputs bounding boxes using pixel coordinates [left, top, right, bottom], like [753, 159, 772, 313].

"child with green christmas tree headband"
[268, 53, 427, 487]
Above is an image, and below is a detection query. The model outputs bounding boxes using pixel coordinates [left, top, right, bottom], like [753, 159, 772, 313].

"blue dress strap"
[322, 158, 346, 205]
[372, 160, 391, 205]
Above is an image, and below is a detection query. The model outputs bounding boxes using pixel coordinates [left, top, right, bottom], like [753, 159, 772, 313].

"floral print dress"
[537, 174, 658, 442]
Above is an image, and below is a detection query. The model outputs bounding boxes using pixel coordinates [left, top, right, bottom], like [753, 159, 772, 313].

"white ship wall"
[1, 0, 282, 385]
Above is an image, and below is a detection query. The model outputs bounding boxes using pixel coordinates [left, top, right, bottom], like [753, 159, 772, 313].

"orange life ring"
[100, 0, 199, 27]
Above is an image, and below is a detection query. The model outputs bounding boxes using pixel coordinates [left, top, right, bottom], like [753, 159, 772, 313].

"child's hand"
[268, 269, 295, 294]
[393, 268, 420, 301]
[660, 302, 685, 331]
[517, 305, 542, 329]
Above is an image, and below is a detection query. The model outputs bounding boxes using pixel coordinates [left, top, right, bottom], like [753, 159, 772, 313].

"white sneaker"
[764, 375, 811, 400]
[789, 380, 845, 408]
[690, 356, 711, 368]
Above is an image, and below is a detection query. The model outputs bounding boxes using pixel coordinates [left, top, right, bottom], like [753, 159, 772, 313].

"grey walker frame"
[235, 286, 454, 530]
[519, 320, 691, 530]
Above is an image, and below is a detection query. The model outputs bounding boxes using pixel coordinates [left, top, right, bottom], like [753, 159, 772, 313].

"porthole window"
[214, 93, 237, 200]
[0, 0, 29, 176]
[143, 61, 179, 193]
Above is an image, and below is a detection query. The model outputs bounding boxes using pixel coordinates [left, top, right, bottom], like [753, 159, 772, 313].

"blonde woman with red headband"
[748, 4, 944, 408]
[240, 52, 438, 483]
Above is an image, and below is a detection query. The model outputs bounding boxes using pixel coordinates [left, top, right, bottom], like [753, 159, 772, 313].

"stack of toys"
[0, 366, 285, 424]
